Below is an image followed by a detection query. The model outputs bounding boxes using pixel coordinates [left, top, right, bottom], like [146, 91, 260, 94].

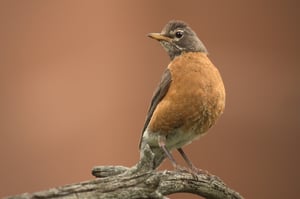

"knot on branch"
[92, 144, 155, 178]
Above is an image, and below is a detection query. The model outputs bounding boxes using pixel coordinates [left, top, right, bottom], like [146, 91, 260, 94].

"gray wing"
[139, 68, 172, 149]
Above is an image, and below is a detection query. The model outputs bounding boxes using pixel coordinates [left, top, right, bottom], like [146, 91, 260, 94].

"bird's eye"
[175, 30, 183, 39]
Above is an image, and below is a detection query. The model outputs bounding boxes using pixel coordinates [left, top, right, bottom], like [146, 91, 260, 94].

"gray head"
[148, 20, 207, 60]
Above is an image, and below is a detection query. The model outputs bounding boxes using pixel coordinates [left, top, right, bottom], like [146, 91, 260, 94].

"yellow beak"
[147, 33, 172, 42]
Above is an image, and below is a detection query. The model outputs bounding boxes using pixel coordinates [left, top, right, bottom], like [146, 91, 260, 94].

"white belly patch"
[142, 128, 203, 150]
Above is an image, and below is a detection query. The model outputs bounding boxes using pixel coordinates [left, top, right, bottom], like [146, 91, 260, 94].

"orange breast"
[148, 52, 225, 137]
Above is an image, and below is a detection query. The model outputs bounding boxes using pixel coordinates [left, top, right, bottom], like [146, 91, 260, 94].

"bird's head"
[148, 20, 207, 60]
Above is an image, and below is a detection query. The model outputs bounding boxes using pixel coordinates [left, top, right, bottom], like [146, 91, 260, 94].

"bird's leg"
[158, 135, 178, 168]
[177, 148, 208, 174]
[158, 136, 189, 172]
[177, 148, 194, 169]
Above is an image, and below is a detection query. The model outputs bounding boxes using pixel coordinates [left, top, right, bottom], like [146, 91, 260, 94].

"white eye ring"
[175, 30, 184, 39]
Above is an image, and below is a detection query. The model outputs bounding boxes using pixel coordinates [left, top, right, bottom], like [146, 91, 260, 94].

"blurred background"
[0, 0, 299, 198]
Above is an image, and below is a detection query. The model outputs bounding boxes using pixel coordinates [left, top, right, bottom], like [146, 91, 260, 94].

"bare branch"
[4, 145, 244, 199]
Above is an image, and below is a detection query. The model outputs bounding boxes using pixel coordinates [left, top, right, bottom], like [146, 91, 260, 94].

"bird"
[139, 20, 225, 172]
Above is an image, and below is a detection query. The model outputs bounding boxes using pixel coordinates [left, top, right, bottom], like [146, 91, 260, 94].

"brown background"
[0, 1, 299, 198]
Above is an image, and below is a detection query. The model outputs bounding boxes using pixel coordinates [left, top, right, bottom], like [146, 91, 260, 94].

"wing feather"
[139, 68, 172, 149]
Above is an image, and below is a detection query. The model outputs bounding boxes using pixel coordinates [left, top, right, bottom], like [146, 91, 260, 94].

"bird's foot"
[191, 166, 209, 175]
[174, 165, 190, 173]
[188, 166, 212, 180]
[173, 165, 210, 179]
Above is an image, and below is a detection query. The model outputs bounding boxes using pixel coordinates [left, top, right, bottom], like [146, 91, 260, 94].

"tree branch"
[4, 145, 244, 199]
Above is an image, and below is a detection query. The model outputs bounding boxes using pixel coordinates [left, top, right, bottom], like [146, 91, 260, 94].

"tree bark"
[4, 145, 244, 199]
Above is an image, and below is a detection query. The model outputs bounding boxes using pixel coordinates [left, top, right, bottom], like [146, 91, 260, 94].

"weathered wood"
[4, 145, 244, 199]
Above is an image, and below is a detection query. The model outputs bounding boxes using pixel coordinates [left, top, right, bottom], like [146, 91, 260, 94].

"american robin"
[139, 20, 225, 171]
